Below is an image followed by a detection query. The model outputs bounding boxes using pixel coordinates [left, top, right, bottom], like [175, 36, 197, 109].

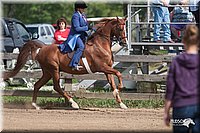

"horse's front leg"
[104, 70, 127, 109]
[104, 67, 123, 90]
[106, 74, 121, 103]
[115, 71, 123, 91]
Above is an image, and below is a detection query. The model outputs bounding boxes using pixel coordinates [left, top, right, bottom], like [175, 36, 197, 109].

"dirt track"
[2, 106, 172, 132]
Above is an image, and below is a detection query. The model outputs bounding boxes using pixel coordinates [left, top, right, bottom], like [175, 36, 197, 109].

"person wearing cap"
[59, 0, 88, 71]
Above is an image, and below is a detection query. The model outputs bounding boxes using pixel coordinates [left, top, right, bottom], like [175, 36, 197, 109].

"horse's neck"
[85, 24, 113, 56]
[86, 20, 115, 52]
[101, 22, 113, 37]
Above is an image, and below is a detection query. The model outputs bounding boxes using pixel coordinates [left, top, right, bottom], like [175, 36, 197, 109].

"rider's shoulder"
[73, 11, 80, 16]
[72, 12, 80, 18]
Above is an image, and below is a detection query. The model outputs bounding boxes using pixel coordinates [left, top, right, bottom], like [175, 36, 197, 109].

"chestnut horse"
[3, 17, 128, 109]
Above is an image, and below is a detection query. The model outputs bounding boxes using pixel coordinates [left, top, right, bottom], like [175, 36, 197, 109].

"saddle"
[67, 51, 92, 73]
[67, 49, 85, 59]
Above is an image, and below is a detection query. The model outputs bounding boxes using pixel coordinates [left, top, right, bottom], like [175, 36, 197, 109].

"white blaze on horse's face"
[117, 19, 127, 46]
[123, 21, 128, 45]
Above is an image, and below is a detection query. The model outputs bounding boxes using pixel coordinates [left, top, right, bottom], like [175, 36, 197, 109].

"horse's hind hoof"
[119, 102, 128, 109]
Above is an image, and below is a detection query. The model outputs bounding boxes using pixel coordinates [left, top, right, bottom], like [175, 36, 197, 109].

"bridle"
[91, 18, 127, 46]
[113, 20, 127, 46]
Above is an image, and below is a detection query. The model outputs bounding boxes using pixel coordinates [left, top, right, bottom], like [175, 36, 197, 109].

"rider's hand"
[85, 30, 91, 36]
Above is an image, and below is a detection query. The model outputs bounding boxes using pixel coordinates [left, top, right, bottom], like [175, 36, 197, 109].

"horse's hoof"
[71, 102, 79, 109]
[36, 107, 40, 110]
[69, 98, 79, 109]
[119, 102, 128, 109]
[32, 102, 41, 110]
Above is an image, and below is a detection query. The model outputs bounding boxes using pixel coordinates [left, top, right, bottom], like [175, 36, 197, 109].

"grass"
[2, 96, 164, 109]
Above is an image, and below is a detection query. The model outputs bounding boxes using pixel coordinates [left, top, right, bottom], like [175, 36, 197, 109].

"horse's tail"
[3, 40, 45, 80]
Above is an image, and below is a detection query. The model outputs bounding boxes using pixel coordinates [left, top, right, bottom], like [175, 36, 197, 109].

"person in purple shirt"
[164, 24, 200, 133]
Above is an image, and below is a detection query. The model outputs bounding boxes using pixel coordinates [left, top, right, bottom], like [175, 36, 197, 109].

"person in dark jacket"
[164, 24, 200, 133]
[59, 0, 88, 71]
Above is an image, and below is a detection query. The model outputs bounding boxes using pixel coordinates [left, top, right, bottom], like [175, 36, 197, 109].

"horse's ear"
[116, 16, 119, 21]
[124, 15, 128, 21]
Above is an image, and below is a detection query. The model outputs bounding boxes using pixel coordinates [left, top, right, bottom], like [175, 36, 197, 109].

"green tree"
[3, 2, 124, 24]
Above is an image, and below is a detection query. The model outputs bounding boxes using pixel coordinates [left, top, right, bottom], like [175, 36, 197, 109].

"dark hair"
[74, 0, 87, 9]
[182, 24, 199, 48]
[56, 18, 67, 30]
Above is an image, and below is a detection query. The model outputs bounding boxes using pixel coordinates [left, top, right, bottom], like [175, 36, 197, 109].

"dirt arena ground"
[2, 105, 172, 133]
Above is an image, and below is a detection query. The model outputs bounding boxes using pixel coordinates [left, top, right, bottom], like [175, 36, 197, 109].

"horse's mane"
[99, 18, 113, 24]
[96, 18, 115, 29]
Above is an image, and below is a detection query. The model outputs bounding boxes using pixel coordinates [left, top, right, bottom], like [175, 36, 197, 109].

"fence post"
[63, 78, 72, 91]
[63, 78, 72, 105]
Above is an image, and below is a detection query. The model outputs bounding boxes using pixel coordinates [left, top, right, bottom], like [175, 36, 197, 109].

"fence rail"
[3, 71, 167, 81]
[1, 53, 173, 82]
[2, 53, 175, 62]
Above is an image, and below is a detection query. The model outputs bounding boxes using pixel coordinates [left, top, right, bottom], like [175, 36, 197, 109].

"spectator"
[54, 18, 70, 44]
[181, 0, 200, 27]
[151, 0, 174, 43]
[170, 3, 195, 42]
[164, 24, 200, 133]
[189, 0, 200, 28]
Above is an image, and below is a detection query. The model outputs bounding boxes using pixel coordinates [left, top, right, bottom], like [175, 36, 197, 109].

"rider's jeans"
[152, 6, 171, 41]
[172, 105, 200, 133]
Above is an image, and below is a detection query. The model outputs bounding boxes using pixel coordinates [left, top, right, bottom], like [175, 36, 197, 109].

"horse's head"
[111, 17, 127, 47]
[89, 17, 127, 47]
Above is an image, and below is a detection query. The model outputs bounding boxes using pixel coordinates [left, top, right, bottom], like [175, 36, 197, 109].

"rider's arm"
[72, 14, 88, 32]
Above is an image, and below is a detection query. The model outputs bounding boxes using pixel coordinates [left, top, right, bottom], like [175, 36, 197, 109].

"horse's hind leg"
[32, 70, 51, 110]
[51, 70, 79, 109]
[106, 73, 127, 109]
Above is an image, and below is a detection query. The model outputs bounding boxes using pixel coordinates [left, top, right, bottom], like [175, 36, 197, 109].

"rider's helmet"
[75, 0, 88, 9]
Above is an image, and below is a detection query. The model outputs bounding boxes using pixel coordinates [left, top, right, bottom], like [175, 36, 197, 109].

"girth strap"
[82, 57, 93, 74]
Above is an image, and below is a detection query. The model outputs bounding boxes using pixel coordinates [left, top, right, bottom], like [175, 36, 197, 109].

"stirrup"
[72, 65, 83, 71]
